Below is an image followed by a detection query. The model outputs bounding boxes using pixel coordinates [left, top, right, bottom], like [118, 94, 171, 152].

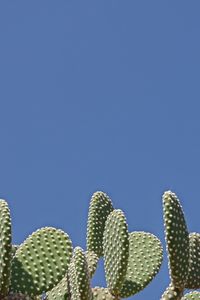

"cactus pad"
[11, 227, 73, 296]
[0, 199, 12, 296]
[182, 292, 200, 300]
[46, 276, 69, 300]
[119, 231, 163, 298]
[103, 209, 129, 295]
[68, 247, 92, 300]
[86, 191, 114, 257]
[85, 251, 98, 278]
[160, 284, 183, 300]
[92, 287, 117, 300]
[185, 233, 200, 289]
[162, 191, 189, 288]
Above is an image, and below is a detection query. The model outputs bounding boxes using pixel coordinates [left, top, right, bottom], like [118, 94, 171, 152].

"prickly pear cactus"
[11, 227, 73, 296]
[162, 191, 189, 289]
[185, 233, 200, 289]
[103, 209, 129, 296]
[0, 199, 12, 296]
[86, 191, 113, 258]
[120, 231, 163, 298]
[68, 247, 92, 300]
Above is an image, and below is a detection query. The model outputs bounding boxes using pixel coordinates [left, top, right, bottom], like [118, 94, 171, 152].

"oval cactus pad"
[11, 227, 73, 296]
[86, 191, 114, 257]
[119, 232, 163, 298]
[185, 233, 200, 289]
[163, 191, 189, 288]
[103, 209, 129, 295]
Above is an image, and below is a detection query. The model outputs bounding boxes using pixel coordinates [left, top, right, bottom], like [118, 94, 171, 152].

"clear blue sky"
[0, 1, 200, 299]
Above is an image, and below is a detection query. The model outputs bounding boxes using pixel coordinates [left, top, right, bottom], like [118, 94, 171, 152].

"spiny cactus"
[162, 191, 189, 289]
[0, 199, 12, 296]
[11, 227, 73, 296]
[0, 199, 73, 300]
[68, 247, 92, 300]
[86, 191, 114, 257]
[103, 209, 129, 296]
[161, 190, 200, 299]
[3, 187, 200, 300]
[120, 231, 163, 298]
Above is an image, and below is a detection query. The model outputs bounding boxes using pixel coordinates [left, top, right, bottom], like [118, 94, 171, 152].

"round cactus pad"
[185, 233, 200, 289]
[46, 276, 69, 300]
[0, 199, 12, 296]
[119, 232, 163, 298]
[160, 284, 183, 300]
[68, 247, 92, 300]
[86, 191, 113, 257]
[103, 209, 129, 295]
[11, 227, 73, 296]
[182, 292, 200, 300]
[92, 287, 117, 300]
[163, 191, 189, 288]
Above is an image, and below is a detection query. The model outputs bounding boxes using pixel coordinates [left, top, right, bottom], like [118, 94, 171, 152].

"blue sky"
[0, 1, 200, 299]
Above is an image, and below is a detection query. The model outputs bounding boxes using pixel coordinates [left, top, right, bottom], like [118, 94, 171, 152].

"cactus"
[11, 227, 73, 296]
[86, 191, 114, 257]
[185, 233, 200, 289]
[68, 247, 92, 300]
[0, 199, 12, 296]
[103, 209, 129, 296]
[119, 231, 163, 298]
[0, 199, 73, 300]
[162, 191, 189, 289]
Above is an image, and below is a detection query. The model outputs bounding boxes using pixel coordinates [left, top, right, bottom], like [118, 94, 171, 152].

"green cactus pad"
[185, 233, 200, 289]
[46, 276, 69, 300]
[86, 191, 114, 257]
[68, 247, 92, 300]
[103, 209, 129, 295]
[92, 287, 117, 300]
[163, 191, 189, 288]
[119, 231, 163, 298]
[11, 227, 73, 296]
[182, 292, 200, 300]
[0, 199, 12, 296]
[85, 251, 98, 278]
[160, 284, 183, 300]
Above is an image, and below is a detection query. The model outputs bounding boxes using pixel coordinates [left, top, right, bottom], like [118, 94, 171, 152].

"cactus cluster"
[0, 189, 200, 299]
